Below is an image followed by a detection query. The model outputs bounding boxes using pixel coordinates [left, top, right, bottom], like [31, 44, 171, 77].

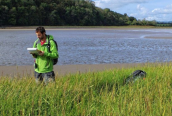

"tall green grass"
[1, 62, 172, 115]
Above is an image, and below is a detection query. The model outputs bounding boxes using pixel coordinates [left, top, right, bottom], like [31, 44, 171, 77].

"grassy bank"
[1, 62, 172, 115]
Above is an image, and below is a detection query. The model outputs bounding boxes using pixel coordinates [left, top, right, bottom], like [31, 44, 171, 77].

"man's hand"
[29, 52, 37, 58]
[38, 50, 44, 56]
[30, 52, 35, 56]
[30, 52, 34, 55]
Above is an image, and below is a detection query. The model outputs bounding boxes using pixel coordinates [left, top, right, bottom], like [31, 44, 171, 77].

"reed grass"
[1, 62, 172, 115]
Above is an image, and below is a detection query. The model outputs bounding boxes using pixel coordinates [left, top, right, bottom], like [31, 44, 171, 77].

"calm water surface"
[0, 28, 172, 66]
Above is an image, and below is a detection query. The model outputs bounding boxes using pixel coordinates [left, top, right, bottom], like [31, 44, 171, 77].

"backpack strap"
[47, 35, 51, 53]
[35, 39, 39, 48]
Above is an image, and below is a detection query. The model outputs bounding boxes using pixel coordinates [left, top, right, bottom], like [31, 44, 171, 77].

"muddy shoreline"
[0, 62, 168, 77]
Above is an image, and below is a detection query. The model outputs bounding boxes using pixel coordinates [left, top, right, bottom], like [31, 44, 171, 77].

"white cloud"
[137, 4, 148, 15]
[152, 5, 172, 14]
[149, 4, 172, 21]
[133, 4, 172, 21]
[94, 0, 150, 10]
[129, 4, 149, 20]
[94, 0, 172, 21]
[146, 14, 170, 21]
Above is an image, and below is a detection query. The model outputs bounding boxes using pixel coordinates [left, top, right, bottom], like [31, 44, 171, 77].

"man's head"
[36, 26, 46, 40]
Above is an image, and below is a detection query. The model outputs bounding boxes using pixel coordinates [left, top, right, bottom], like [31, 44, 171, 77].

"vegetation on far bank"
[2, 25, 172, 30]
[1, 0, 158, 27]
[1, 62, 172, 115]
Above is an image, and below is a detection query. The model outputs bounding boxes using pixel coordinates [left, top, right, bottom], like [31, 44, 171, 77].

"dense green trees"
[0, 0, 157, 26]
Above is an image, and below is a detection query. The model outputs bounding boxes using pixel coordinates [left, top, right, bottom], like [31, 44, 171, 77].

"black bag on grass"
[124, 70, 146, 84]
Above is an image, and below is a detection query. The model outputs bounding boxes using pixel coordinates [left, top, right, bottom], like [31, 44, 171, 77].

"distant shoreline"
[1, 26, 172, 30]
[1, 26, 171, 39]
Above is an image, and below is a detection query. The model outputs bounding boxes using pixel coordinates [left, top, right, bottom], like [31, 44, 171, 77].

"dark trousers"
[34, 71, 55, 84]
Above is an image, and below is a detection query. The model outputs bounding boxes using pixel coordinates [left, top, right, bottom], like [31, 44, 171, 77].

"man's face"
[36, 31, 45, 40]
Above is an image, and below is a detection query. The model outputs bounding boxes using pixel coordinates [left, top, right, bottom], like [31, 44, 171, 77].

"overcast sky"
[93, 0, 172, 22]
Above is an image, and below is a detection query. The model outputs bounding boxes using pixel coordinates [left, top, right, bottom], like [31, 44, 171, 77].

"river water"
[0, 28, 172, 66]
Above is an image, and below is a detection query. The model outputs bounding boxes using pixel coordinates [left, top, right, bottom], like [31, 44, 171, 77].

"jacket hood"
[47, 35, 54, 40]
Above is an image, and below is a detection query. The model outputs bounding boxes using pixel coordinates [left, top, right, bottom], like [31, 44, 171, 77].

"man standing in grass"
[31, 26, 58, 85]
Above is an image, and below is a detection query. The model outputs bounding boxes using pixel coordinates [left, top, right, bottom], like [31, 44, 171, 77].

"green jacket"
[33, 35, 58, 73]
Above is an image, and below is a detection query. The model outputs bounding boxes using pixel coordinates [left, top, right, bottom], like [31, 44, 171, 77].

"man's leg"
[34, 71, 43, 84]
[42, 71, 55, 85]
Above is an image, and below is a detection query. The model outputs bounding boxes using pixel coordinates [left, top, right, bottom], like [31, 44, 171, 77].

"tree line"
[0, 0, 157, 26]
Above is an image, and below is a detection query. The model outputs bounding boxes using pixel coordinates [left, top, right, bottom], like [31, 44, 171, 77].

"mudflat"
[0, 63, 147, 77]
